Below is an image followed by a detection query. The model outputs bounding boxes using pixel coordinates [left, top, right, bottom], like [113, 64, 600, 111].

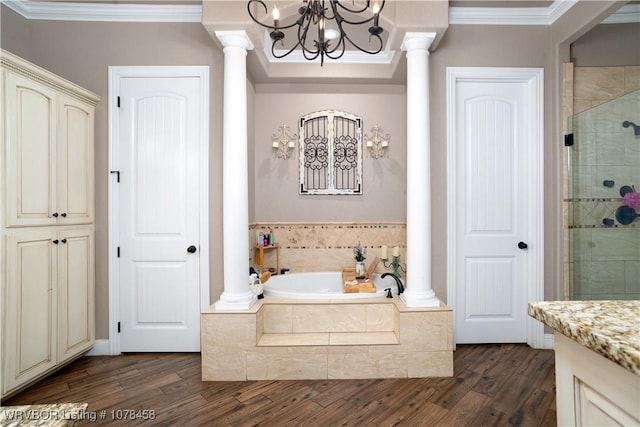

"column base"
[401, 290, 440, 308]
[214, 291, 257, 311]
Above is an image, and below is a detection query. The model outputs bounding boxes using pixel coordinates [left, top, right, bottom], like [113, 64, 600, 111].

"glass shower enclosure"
[568, 89, 640, 300]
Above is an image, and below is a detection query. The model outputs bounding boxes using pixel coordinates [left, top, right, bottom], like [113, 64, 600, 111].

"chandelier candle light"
[247, 0, 386, 66]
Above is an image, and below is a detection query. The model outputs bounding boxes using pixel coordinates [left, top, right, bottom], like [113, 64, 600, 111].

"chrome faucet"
[381, 272, 404, 295]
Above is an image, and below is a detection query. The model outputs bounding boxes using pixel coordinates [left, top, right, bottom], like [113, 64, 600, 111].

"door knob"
[518, 241, 528, 250]
[187, 245, 197, 254]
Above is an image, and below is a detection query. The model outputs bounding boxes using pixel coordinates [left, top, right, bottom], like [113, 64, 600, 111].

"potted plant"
[353, 241, 367, 275]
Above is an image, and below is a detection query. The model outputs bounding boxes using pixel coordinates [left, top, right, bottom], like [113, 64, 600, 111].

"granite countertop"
[528, 300, 640, 375]
[0, 403, 88, 426]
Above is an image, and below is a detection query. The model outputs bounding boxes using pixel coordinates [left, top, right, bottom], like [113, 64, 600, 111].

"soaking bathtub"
[262, 271, 399, 300]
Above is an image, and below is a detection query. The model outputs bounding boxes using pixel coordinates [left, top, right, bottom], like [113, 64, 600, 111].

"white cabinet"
[3, 229, 58, 392]
[56, 228, 95, 363]
[555, 333, 640, 426]
[1, 49, 99, 398]
[3, 227, 95, 392]
[4, 71, 95, 227]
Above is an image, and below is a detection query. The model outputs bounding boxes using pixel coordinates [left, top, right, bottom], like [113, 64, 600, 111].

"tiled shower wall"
[249, 222, 406, 274]
[563, 65, 640, 300]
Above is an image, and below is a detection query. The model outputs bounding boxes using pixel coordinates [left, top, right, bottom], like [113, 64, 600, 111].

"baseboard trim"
[85, 339, 111, 356]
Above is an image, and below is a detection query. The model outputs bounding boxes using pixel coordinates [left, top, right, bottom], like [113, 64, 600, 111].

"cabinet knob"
[53, 239, 59, 244]
[61, 213, 67, 218]
[61, 239, 67, 244]
[52, 212, 59, 218]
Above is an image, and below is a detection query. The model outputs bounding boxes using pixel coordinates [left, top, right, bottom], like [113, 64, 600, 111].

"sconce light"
[364, 125, 390, 159]
[271, 124, 297, 160]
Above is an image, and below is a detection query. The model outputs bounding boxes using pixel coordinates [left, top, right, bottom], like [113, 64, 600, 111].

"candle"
[272, 6, 280, 27]
[366, 139, 373, 148]
[288, 140, 295, 148]
[381, 245, 388, 260]
[392, 246, 400, 257]
[272, 140, 279, 148]
[381, 139, 388, 147]
[372, 0, 380, 26]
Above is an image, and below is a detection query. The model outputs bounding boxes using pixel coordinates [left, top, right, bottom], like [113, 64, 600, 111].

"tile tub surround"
[202, 297, 453, 381]
[248, 222, 406, 273]
[528, 300, 640, 375]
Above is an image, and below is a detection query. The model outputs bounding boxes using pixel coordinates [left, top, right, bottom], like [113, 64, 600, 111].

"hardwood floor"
[3, 344, 556, 426]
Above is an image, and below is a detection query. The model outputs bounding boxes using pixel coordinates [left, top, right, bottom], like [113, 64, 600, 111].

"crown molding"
[2, 0, 634, 26]
[1, 0, 202, 22]
[449, 0, 578, 25]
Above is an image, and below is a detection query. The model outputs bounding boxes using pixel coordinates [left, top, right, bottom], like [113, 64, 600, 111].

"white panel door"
[117, 76, 203, 352]
[449, 68, 543, 344]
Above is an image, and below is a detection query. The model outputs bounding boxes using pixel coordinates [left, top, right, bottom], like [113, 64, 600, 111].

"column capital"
[401, 32, 437, 52]
[215, 30, 254, 51]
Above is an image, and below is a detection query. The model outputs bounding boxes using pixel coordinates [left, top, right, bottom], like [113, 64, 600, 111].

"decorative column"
[214, 31, 256, 310]
[401, 32, 440, 308]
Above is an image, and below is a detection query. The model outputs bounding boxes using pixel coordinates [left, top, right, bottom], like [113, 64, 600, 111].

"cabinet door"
[4, 72, 58, 227]
[3, 229, 57, 393]
[57, 228, 95, 362]
[57, 96, 95, 225]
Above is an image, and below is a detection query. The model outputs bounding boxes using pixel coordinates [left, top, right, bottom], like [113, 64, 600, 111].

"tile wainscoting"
[249, 222, 407, 274]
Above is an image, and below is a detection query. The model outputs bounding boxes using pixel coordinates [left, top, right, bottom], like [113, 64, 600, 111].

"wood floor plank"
[432, 389, 491, 426]
[2, 344, 557, 426]
[428, 368, 482, 410]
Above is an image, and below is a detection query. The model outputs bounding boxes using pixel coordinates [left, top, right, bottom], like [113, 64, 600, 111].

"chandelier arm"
[247, 0, 301, 31]
[298, 13, 321, 56]
[271, 40, 304, 59]
[332, 0, 373, 14]
[323, 40, 347, 59]
[341, 32, 384, 55]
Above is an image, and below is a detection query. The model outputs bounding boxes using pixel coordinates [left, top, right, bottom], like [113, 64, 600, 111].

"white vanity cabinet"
[1, 49, 99, 399]
[529, 301, 640, 427]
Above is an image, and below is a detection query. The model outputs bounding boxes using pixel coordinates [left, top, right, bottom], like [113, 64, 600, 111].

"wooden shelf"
[255, 244, 279, 275]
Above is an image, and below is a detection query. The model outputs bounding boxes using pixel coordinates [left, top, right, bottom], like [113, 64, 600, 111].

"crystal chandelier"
[247, 0, 385, 66]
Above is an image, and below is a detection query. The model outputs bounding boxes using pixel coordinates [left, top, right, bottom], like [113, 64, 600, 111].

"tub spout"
[381, 272, 404, 294]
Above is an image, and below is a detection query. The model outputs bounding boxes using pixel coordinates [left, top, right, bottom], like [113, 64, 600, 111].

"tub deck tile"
[329, 332, 399, 346]
[258, 333, 329, 346]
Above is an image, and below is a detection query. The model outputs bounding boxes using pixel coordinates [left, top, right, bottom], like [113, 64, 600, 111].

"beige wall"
[571, 23, 640, 67]
[1, 5, 226, 339]
[252, 84, 407, 222]
[3, 3, 624, 340]
[431, 25, 557, 300]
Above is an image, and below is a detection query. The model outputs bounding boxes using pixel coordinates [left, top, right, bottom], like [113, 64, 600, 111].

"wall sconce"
[272, 124, 297, 160]
[364, 125, 390, 159]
